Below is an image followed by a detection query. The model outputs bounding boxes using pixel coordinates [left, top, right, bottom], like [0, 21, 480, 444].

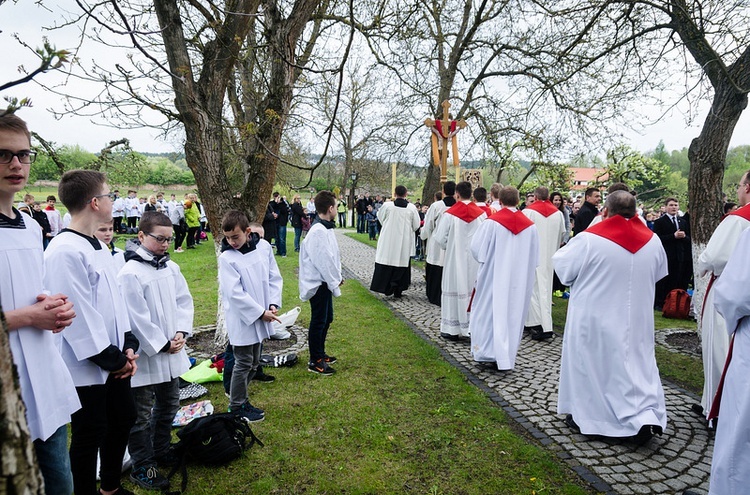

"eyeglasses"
[87, 192, 116, 203]
[147, 233, 174, 244]
[0, 150, 36, 164]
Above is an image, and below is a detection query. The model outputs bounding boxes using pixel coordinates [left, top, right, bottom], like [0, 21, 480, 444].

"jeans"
[34, 424, 73, 495]
[368, 223, 377, 240]
[128, 379, 180, 469]
[308, 284, 333, 362]
[293, 226, 302, 251]
[229, 344, 261, 409]
[70, 375, 136, 494]
[338, 212, 346, 227]
[357, 213, 366, 233]
[276, 224, 287, 256]
[223, 343, 235, 394]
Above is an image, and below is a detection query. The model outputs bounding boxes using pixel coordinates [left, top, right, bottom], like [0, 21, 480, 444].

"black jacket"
[573, 201, 599, 236]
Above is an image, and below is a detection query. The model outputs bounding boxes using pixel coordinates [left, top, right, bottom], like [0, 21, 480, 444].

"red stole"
[488, 208, 534, 235]
[476, 204, 492, 216]
[445, 201, 485, 223]
[586, 215, 653, 253]
[525, 200, 559, 218]
[729, 203, 750, 222]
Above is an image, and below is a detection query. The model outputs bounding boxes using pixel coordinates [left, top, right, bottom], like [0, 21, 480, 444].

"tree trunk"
[422, 163, 442, 205]
[0, 307, 44, 495]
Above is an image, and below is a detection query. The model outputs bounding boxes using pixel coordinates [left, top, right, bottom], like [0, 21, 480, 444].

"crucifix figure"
[424, 100, 468, 184]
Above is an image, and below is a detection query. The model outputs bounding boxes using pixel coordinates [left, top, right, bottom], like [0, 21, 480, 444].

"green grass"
[156, 232, 592, 495]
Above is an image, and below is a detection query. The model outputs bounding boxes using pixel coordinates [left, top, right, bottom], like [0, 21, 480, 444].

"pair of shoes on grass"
[308, 355, 337, 375]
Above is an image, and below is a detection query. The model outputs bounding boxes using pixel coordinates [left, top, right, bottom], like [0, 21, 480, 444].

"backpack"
[662, 289, 691, 319]
[166, 413, 263, 493]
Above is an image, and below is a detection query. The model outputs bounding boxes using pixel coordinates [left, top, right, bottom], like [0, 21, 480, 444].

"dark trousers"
[276, 225, 287, 256]
[70, 375, 136, 495]
[186, 226, 199, 247]
[127, 216, 137, 229]
[173, 224, 186, 249]
[338, 212, 346, 228]
[113, 216, 123, 233]
[308, 284, 334, 362]
[357, 213, 366, 233]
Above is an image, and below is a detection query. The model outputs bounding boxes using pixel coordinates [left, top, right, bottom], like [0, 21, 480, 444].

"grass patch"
[159, 233, 592, 495]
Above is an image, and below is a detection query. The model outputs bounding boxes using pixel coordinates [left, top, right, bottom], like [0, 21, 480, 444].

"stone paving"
[335, 230, 713, 495]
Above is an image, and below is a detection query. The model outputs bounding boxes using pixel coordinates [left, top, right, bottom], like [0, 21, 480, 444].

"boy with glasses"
[0, 112, 80, 494]
[45, 169, 139, 495]
[117, 211, 193, 490]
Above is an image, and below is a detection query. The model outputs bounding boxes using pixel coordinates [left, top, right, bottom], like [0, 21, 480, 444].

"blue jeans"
[368, 223, 377, 239]
[308, 284, 334, 362]
[34, 424, 73, 495]
[128, 379, 180, 469]
[293, 226, 302, 251]
[357, 214, 366, 233]
[276, 224, 287, 255]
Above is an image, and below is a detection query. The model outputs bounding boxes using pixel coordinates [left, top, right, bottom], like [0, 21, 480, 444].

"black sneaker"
[308, 359, 335, 375]
[129, 465, 169, 490]
[323, 355, 337, 364]
[235, 402, 265, 423]
[253, 371, 276, 382]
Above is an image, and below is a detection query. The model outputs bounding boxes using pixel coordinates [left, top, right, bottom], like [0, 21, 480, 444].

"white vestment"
[45, 231, 132, 387]
[697, 209, 750, 415]
[218, 239, 282, 346]
[420, 199, 451, 266]
[709, 227, 750, 495]
[374, 200, 420, 266]
[1, 211, 80, 440]
[553, 216, 668, 437]
[523, 201, 565, 332]
[470, 209, 539, 369]
[117, 248, 194, 387]
[435, 201, 487, 336]
[299, 222, 342, 301]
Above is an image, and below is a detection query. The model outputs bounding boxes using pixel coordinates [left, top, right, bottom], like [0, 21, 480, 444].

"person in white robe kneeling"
[553, 191, 668, 444]
[470, 187, 538, 370]
[370, 185, 421, 298]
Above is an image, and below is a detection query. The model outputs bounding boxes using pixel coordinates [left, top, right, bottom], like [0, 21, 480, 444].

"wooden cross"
[425, 100, 468, 185]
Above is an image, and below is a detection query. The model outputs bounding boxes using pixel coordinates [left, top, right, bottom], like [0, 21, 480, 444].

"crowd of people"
[4, 104, 750, 494]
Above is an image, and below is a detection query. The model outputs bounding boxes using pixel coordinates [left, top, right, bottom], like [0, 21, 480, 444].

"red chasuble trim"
[729, 203, 750, 222]
[446, 201, 485, 223]
[488, 208, 534, 235]
[525, 200, 559, 218]
[478, 205, 492, 216]
[586, 215, 653, 253]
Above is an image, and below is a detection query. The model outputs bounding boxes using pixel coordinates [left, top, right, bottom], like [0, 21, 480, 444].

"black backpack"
[166, 413, 263, 493]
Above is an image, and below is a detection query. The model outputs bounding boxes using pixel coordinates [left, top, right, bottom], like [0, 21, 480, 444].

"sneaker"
[308, 359, 335, 375]
[174, 247, 184, 253]
[253, 371, 276, 382]
[235, 401, 265, 422]
[323, 355, 337, 364]
[129, 465, 169, 490]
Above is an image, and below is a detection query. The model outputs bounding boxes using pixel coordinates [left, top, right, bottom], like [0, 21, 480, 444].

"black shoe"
[323, 355, 337, 364]
[690, 403, 704, 417]
[233, 401, 265, 422]
[538, 331, 554, 341]
[631, 424, 662, 446]
[129, 466, 169, 490]
[440, 332, 459, 341]
[253, 371, 276, 382]
[308, 359, 335, 375]
[564, 414, 580, 432]
[529, 326, 546, 340]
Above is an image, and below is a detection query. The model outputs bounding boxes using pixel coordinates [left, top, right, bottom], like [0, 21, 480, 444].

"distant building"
[568, 167, 608, 199]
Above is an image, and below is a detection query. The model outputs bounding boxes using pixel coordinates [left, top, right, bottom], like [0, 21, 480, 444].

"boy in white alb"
[299, 191, 343, 375]
[0, 112, 80, 495]
[118, 211, 193, 490]
[45, 170, 139, 495]
[219, 209, 282, 422]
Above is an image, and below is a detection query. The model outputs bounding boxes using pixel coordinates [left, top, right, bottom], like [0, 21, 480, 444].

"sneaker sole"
[307, 367, 335, 375]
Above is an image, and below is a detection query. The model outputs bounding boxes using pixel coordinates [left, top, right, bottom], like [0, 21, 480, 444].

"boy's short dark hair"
[0, 112, 31, 144]
[314, 191, 336, 214]
[500, 186, 520, 207]
[455, 181, 472, 200]
[139, 211, 172, 233]
[443, 181, 456, 196]
[394, 185, 407, 197]
[474, 187, 487, 203]
[47, 195, 56, 202]
[221, 209, 250, 232]
[58, 170, 107, 214]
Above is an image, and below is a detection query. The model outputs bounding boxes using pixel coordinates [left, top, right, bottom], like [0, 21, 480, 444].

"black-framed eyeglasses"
[147, 233, 174, 244]
[87, 192, 116, 204]
[0, 150, 36, 164]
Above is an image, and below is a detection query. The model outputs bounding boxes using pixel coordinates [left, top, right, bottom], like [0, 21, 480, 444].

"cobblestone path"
[336, 230, 712, 495]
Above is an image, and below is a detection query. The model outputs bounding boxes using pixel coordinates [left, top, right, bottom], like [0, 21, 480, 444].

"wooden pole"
[392, 163, 397, 197]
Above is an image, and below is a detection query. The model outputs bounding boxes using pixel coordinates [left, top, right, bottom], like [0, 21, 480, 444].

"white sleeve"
[268, 248, 283, 308]
[698, 216, 748, 277]
[552, 234, 587, 287]
[172, 264, 195, 337]
[118, 269, 169, 357]
[434, 214, 451, 250]
[218, 257, 265, 325]
[714, 228, 750, 335]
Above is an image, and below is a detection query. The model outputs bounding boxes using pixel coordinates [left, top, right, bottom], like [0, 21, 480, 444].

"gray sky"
[3, 0, 750, 157]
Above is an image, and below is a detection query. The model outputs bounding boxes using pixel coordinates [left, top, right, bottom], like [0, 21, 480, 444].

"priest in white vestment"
[553, 191, 668, 443]
[707, 227, 750, 495]
[434, 181, 487, 340]
[420, 182, 456, 305]
[522, 186, 565, 341]
[370, 185, 421, 298]
[470, 187, 538, 369]
[695, 173, 750, 419]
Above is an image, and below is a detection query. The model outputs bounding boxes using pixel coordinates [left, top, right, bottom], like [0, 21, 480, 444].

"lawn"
[137, 232, 593, 495]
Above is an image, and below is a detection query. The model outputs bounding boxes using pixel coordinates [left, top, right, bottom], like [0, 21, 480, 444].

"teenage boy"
[219, 210, 282, 422]
[299, 191, 343, 375]
[0, 112, 80, 495]
[118, 211, 193, 490]
[45, 169, 139, 495]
